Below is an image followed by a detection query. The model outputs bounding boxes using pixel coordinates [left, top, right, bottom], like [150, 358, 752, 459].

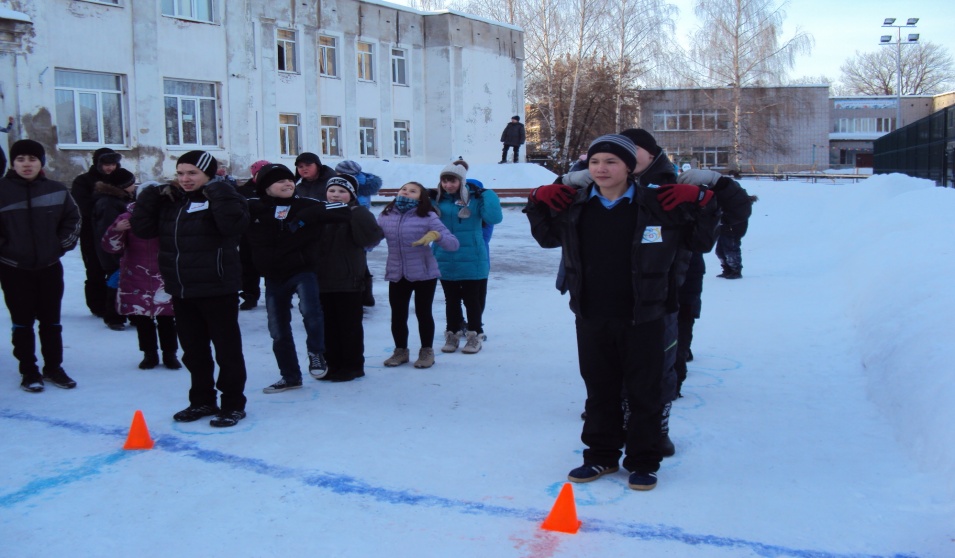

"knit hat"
[439, 162, 467, 183]
[9, 139, 46, 166]
[93, 147, 121, 167]
[249, 159, 270, 180]
[512, 115, 520, 122]
[335, 160, 362, 176]
[620, 128, 660, 156]
[326, 175, 358, 202]
[437, 163, 470, 216]
[587, 134, 637, 172]
[177, 150, 218, 178]
[104, 168, 136, 189]
[255, 164, 295, 196]
[294, 152, 321, 167]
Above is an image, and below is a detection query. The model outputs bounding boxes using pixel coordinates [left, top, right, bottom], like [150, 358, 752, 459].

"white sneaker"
[461, 331, 482, 354]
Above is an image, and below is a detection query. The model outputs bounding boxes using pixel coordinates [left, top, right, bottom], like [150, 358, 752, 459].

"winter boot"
[441, 330, 462, 353]
[414, 348, 435, 369]
[656, 401, 675, 457]
[383, 348, 410, 367]
[139, 351, 160, 370]
[162, 351, 182, 369]
[461, 331, 483, 354]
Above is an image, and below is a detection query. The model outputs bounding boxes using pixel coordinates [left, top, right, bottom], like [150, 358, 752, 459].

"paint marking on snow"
[0, 409, 918, 558]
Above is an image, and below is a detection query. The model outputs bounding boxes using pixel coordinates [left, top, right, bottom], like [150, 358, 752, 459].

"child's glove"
[411, 231, 441, 246]
[656, 184, 714, 211]
[529, 184, 576, 212]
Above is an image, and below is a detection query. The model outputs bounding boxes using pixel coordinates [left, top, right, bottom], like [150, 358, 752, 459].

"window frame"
[277, 29, 298, 73]
[391, 48, 408, 86]
[319, 35, 339, 78]
[359, 117, 377, 156]
[393, 120, 410, 157]
[163, 78, 220, 148]
[53, 69, 127, 148]
[279, 113, 301, 156]
[357, 41, 375, 82]
[160, 0, 215, 23]
[320, 116, 342, 157]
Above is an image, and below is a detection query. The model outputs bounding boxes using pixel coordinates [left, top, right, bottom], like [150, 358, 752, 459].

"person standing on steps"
[499, 116, 525, 164]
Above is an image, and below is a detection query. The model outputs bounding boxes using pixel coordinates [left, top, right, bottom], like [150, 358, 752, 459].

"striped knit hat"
[587, 134, 637, 172]
[177, 150, 218, 179]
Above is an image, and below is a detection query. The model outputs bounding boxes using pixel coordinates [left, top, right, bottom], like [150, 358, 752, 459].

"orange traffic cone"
[123, 410, 154, 450]
[541, 483, 581, 534]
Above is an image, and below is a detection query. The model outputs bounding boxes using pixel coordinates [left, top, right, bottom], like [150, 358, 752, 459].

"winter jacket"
[91, 180, 135, 273]
[294, 165, 338, 201]
[377, 208, 459, 282]
[432, 182, 503, 281]
[312, 204, 383, 292]
[353, 172, 383, 208]
[245, 194, 351, 280]
[525, 180, 720, 325]
[101, 203, 174, 317]
[500, 122, 526, 146]
[0, 170, 81, 270]
[130, 178, 249, 299]
[72, 165, 115, 243]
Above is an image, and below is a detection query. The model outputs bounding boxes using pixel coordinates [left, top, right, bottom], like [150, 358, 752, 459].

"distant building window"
[391, 48, 408, 85]
[393, 121, 410, 157]
[279, 114, 300, 156]
[359, 118, 377, 156]
[319, 36, 338, 77]
[357, 42, 375, 82]
[84, 0, 120, 4]
[163, 79, 219, 147]
[652, 109, 729, 131]
[833, 117, 894, 133]
[321, 116, 342, 157]
[54, 69, 126, 147]
[161, 0, 213, 23]
[277, 29, 297, 73]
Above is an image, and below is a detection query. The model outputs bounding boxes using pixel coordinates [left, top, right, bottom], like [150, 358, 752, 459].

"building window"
[54, 69, 126, 147]
[357, 42, 375, 82]
[279, 114, 300, 156]
[391, 48, 408, 86]
[319, 36, 338, 77]
[690, 146, 730, 168]
[833, 117, 895, 134]
[321, 116, 342, 157]
[652, 109, 729, 131]
[359, 118, 377, 156]
[83, 0, 120, 4]
[277, 29, 297, 73]
[163, 79, 219, 147]
[393, 121, 410, 157]
[161, 0, 213, 23]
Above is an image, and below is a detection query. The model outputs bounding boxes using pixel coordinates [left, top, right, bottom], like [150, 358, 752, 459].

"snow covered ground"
[1, 165, 953, 557]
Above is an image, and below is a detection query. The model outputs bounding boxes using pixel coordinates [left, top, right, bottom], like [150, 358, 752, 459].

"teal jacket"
[432, 181, 503, 281]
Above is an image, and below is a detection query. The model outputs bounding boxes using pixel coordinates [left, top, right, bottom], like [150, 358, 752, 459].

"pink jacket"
[101, 203, 174, 317]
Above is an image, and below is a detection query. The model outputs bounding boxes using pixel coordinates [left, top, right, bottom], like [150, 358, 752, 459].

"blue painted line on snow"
[0, 409, 918, 558]
[0, 451, 133, 508]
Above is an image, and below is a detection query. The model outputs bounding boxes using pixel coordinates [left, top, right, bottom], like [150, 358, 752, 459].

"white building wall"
[0, 0, 523, 181]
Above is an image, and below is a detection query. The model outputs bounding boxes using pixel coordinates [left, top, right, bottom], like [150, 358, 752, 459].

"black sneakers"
[173, 404, 220, 422]
[567, 464, 619, 483]
[308, 353, 327, 379]
[20, 369, 44, 393]
[210, 410, 246, 428]
[263, 378, 303, 393]
[42, 367, 77, 389]
[628, 471, 658, 491]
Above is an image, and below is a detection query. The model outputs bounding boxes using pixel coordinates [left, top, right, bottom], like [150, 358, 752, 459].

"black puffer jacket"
[312, 204, 383, 293]
[131, 178, 249, 298]
[0, 171, 81, 270]
[91, 180, 135, 272]
[72, 165, 116, 242]
[294, 165, 338, 201]
[246, 195, 351, 280]
[500, 121, 525, 146]
[712, 176, 754, 237]
[526, 179, 720, 324]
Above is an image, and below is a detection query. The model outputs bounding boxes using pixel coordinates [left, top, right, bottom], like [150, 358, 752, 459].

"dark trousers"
[103, 286, 127, 326]
[576, 315, 665, 475]
[320, 291, 365, 374]
[501, 144, 520, 163]
[172, 294, 247, 412]
[79, 235, 107, 317]
[239, 237, 261, 303]
[0, 262, 65, 373]
[716, 233, 743, 271]
[388, 278, 437, 349]
[440, 279, 486, 334]
[129, 315, 178, 354]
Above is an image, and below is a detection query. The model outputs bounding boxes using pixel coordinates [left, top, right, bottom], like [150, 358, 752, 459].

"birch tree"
[839, 42, 955, 96]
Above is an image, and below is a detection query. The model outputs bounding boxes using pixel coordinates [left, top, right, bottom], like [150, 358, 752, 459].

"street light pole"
[880, 17, 919, 130]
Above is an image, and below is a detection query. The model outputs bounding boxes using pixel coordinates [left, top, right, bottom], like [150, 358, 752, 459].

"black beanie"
[295, 152, 321, 167]
[620, 128, 660, 156]
[93, 147, 121, 167]
[177, 150, 218, 178]
[326, 175, 358, 202]
[10, 139, 46, 166]
[255, 164, 296, 196]
[586, 134, 637, 172]
[104, 168, 136, 188]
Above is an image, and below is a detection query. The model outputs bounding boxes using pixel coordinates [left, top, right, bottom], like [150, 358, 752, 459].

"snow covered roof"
[0, 8, 31, 23]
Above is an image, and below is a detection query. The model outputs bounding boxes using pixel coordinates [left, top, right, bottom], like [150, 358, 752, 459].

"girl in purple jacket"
[102, 201, 181, 370]
[376, 182, 459, 369]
